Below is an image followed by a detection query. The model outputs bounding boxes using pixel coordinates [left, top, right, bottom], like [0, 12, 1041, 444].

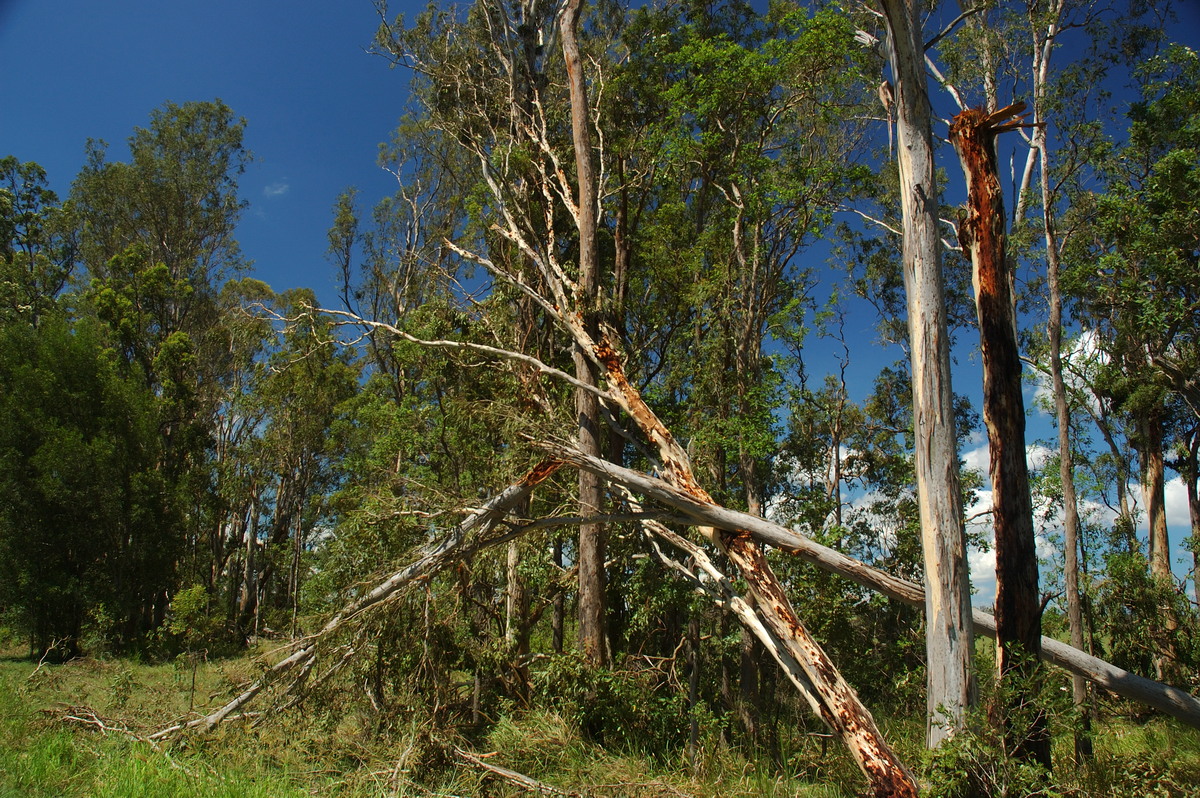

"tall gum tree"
[878, 0, 977, 748]
[560, 0, 608, 666]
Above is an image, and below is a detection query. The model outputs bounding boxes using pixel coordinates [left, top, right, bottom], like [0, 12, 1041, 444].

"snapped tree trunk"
[586, 341, 918, 796]
[879, 0, 976, 748]
[950, 102, 1050, 769]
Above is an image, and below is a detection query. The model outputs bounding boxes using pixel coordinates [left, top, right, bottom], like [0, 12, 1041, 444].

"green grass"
[0, 656, 313, 798]
[3, 648, 1200, 797]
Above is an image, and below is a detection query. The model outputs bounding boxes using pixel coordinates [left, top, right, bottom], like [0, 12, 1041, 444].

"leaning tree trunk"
[950, 102, 1050, 770]
[586, 339, 918, 796]
[561, 0, 607, 666]
[879, 0, 976, 748]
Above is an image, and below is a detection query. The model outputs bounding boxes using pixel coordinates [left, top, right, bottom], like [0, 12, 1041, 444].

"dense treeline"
[0, 104, 357, 658]
[1, 0, 1198, 792]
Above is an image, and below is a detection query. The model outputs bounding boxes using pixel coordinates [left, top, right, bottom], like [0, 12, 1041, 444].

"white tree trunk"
[880, 0, 976, 747]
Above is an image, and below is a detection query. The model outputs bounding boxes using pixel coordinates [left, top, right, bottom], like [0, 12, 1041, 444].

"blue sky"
[0, 0, 415, 299]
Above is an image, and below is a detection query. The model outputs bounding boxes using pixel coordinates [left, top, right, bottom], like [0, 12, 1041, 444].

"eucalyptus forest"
[2, 0, 1199, 795]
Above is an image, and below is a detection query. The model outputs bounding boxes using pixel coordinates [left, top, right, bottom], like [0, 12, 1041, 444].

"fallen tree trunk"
[552, 445, 1200, 729]
[152, 460, 562, 740]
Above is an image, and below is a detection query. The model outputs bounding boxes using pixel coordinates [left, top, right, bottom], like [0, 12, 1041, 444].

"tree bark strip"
[951, 102, 1050, 768]
[879, 0, 976, 747]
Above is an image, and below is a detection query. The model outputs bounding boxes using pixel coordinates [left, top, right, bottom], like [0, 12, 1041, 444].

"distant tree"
[67, 101, 254, 641]
[0, 157, 73, 327]
[0, 317, 166, 658]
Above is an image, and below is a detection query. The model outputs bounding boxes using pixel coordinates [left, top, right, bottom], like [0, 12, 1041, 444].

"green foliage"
[534, 653, 691, 756]
[1090, 547, 1200, 686]
[0, 316, 171, 657]
[922, 725, 1062, 798]
[71, 100, 249, 293]
[0, 156, 73, 327]
[920, 654, 1071, 798]
[165, 585, 225, 653]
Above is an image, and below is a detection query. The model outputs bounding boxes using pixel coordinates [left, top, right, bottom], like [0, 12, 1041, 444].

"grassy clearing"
[0, 651, 853, 797]
[2, 649, 1199, 797]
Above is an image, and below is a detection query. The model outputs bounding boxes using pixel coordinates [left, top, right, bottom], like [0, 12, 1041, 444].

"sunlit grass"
[3, 646, 1199, 797]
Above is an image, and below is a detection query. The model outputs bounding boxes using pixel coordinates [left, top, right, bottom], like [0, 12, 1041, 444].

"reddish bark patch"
[523, 459, 564, 487]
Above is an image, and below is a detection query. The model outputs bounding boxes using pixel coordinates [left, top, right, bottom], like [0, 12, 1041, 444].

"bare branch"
[320, 307, 610, 403]
[924, 5, 986, 52]
[454, 748, 581, 796]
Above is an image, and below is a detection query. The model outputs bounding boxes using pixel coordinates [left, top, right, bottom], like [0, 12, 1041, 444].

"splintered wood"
[951, 101, 1051, 768]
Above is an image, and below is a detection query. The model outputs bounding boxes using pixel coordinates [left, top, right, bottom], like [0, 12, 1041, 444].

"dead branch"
[151, 459, 562, 740]
[454, 748, 581, 796]
[55, 704, 148, 742]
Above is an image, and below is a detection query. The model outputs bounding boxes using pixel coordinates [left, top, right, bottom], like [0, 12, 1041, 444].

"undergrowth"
[2, 647, 1198, 797]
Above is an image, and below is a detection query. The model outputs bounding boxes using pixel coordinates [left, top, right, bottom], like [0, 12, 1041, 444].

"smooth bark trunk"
[505, 527, 531, 702]
[880, 0, 976, 747]
[1140, 409, 1171, 581]
[1186, 433, 1200, 596]
[1137, 407, 1176, 681]
[1037, 124, 1092, 760]
[561, 0, 606, 667]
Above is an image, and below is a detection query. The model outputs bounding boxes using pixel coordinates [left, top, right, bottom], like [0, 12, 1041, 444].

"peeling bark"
[950, 102, 1049, 768]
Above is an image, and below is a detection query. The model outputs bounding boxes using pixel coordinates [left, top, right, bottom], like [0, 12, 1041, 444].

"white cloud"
[1165, 477, 1193, 530]
[263, 180, 290, 198]
[960, 439, 1054, 489]
[1026, 444, 1054, 472]
[962, 439, 990, 479]
[969, 545, 997, 607]
[1031, 328, 1110, 415]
